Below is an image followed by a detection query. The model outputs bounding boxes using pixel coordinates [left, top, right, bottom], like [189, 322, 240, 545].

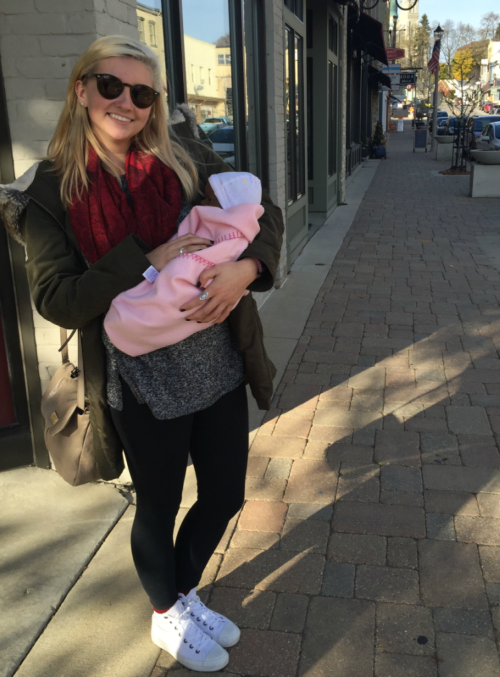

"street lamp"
[430, 24, 444, 152]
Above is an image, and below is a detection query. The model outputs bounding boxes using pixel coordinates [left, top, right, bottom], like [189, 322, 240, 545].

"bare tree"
[456, 22, 478, 46]
[478, 12, 500, 40]
[440, 20, 460, 73]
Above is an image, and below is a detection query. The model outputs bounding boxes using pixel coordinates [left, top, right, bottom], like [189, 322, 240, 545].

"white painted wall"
[0, 0, 138, 392]
[0, 0, 137, 178]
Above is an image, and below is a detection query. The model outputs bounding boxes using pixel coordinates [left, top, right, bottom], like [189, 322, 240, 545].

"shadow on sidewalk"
[198, 242, 500, 674]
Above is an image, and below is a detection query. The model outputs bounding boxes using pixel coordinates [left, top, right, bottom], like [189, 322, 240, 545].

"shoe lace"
[179, 593, 227, 633]
[169, 612, 216, 655]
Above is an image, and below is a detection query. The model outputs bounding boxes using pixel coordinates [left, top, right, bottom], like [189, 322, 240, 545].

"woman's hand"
[181, 258, 259, 324]
[145, 233, 212, 271]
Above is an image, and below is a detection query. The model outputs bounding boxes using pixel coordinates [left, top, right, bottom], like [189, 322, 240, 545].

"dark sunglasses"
[84, 73, 159, 109]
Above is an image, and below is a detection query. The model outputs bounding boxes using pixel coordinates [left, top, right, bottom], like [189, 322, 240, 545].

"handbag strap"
[59, 328, 69, 363]
[59, 327, 77, 364]
[58, 327, 85, 412]
[77, 330, 85, 412]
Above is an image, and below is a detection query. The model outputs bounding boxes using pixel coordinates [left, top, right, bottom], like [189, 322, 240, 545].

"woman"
[9, 36, 283, 672]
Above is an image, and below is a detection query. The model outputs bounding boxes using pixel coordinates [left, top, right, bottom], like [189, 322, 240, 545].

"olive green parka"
[3, 120, 283, 480]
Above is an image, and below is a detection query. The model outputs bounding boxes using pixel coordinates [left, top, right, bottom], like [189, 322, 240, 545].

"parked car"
[429, 110, 449, 132]
[208, 126, 234, 160]
[442, 116, 467, 136]
[196, 125, 213, 150]
[200, 116, 232, 135]
[465, 115, 500, 153]
[483, 102, 495, 113]
[465, 115, 500, 152]
[471, 115, 500, 137]
[492, 107, 500, 115]
[436, 118, 448, 134]
[476, 121, 500, 150]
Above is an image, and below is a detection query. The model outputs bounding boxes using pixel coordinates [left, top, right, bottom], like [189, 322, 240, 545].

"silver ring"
[179, 247, 185, 255]
[199, 292, 209, 301]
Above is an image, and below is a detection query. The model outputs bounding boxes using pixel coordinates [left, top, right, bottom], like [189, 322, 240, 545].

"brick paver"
[155, 126, 500, 675]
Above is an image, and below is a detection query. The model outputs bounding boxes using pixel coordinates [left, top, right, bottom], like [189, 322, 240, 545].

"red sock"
[153, 605, 172, 614]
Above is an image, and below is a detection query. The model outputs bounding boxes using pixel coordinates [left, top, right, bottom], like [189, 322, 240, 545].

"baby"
[104, 172, 264, 357]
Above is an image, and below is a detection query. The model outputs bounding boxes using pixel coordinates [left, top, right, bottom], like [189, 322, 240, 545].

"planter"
[435, 135, 454, 144]
[372, 146, 386, 159]
[470, 164, 500, 197]
[471, 150, 500, 165]
[435, 143, 454, 161]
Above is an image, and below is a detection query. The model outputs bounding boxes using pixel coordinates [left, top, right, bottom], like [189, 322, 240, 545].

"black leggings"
[110, 380, 249, 609]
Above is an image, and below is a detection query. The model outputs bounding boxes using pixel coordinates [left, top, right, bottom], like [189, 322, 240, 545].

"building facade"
[0, 0, 390, 472]
[483, 41, 500, 103]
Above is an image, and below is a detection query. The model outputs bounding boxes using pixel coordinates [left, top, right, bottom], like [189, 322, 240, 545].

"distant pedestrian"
[8, 35, 283, 672]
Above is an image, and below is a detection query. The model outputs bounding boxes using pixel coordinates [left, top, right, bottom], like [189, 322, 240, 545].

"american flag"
[427, 39, 441, 74]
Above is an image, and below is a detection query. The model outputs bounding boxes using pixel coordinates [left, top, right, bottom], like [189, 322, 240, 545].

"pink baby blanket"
[104, 202, 264, 356]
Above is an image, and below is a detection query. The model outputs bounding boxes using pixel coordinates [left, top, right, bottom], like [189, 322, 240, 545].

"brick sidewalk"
[155, 126, 500, 677]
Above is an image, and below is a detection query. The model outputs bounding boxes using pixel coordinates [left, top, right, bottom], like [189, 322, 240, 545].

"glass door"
[0, 226, 37, 471]
[284, 2, 308, 265]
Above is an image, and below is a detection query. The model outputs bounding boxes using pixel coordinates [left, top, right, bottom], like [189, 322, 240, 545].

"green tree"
[443, 48, 482, 121]
[494, 23, 500, 40]
[413, 14, 432, 100]
[452, 48, 474, 82]
[439, 63, 450, 80]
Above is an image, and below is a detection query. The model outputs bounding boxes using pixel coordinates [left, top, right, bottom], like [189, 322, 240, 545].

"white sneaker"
[178, 588, 241, 648]
[151, 599, 229, 672]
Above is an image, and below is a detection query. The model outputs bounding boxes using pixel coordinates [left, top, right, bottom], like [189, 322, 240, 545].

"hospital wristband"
[143, 264, 159, 284]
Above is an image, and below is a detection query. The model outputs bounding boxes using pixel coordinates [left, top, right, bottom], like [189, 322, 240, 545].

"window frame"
[138, 17, 145, 44]
[157, 0, 268, 185]
[284, 0, 303, 21]
[149, 21, 157, 47]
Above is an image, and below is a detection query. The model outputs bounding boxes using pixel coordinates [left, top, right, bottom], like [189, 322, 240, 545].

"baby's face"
[201, 181, 222, 208]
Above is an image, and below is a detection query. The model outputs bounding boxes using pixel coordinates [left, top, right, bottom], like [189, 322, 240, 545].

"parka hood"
[0, 161, 40, 246]
[0, 104, 200, 247]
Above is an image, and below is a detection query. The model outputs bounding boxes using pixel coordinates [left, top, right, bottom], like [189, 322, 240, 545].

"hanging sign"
[386, 48, 406, 60]
[381, 65, 401, 89]
[400, 72, 417, 85]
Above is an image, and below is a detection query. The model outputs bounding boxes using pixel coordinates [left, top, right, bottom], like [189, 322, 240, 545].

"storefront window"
[181, 0, 233, 129]
[329, 16, 338, 55]
[328, 61, 337, 176]
[135, 1, 260, 175]
[285, 26, 305, 204]
[181, 0, 253, 172]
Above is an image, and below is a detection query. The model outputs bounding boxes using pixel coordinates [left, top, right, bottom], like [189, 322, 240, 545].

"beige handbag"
[40, 328, 101, 486]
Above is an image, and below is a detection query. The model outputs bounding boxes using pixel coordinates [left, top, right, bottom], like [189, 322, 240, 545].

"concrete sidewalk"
[3, 160, 378, 677]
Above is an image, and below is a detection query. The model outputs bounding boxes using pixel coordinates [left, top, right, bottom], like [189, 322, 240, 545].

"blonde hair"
[47, 35, 198, 206]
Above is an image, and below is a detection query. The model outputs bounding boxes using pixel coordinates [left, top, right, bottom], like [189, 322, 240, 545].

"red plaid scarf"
[69, 145, 182, 264]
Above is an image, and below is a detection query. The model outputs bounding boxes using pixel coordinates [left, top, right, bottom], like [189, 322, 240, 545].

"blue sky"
[139, 0, 229, 43]
[418, 0, 492, 29]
